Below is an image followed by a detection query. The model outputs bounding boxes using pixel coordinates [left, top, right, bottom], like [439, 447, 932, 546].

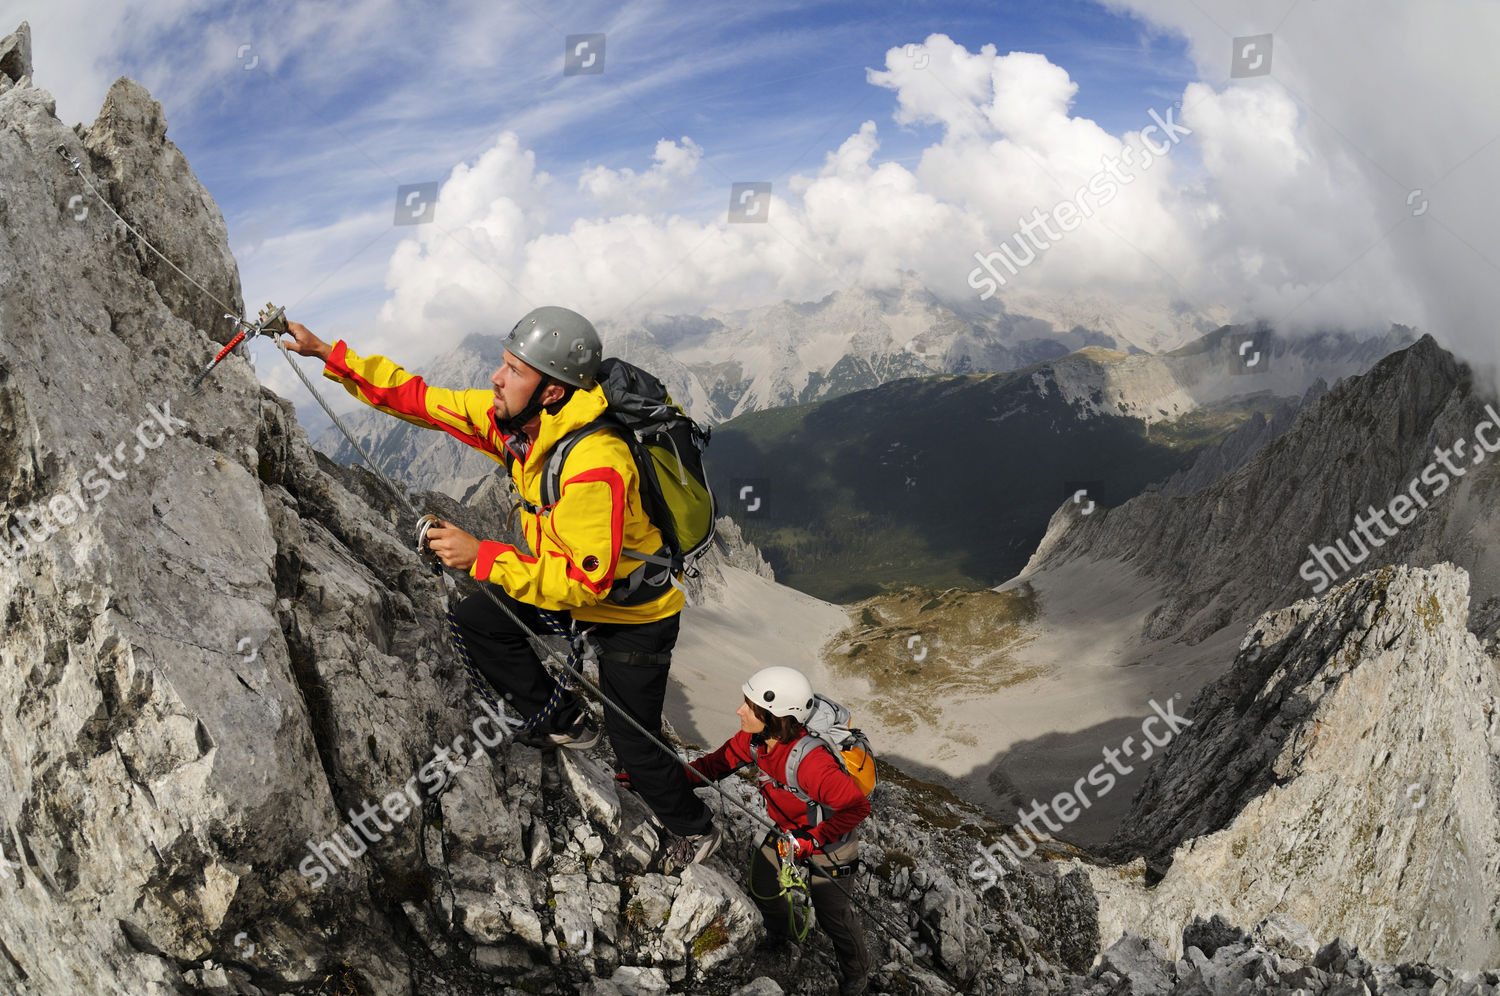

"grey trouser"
[749, 833, 871, 985]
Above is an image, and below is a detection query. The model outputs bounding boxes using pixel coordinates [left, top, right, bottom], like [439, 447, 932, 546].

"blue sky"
[166, 1, 1194, 227]
[16, 0, 1500, 406]
[28, 1, 1196, 326]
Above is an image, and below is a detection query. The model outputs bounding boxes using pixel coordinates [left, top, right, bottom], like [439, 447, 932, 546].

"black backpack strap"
[533, 419, 680, 607]
[540, 422, 614, 507]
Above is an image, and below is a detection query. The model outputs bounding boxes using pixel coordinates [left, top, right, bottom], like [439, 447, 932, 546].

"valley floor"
[667, 559, 1239, 848]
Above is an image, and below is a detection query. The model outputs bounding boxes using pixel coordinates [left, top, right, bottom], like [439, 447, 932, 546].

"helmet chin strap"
[495, 380, 552, 434]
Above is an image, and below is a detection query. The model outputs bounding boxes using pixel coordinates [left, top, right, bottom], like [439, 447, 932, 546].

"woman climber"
[685, 666, 873, 996]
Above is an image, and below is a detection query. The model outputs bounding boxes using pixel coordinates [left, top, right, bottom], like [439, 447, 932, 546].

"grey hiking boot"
[663, 825, 722, 874]
[518, 710, 600, 751]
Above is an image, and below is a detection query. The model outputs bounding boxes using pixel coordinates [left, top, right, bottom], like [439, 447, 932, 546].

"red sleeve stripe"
[474, 541, 536, 578]
[433, 403, 492, 452]
[548, 551, 610, 594]
[436, 423, 486, 452]
[552, 466, 625, 579]
[341, 363, 430, 422]
[325, 340, 352, 375]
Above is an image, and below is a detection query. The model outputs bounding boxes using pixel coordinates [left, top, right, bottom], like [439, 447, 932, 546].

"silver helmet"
[502, 306, 602, 389]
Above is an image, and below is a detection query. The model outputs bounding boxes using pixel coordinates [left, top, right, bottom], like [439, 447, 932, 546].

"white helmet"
[742, 666, 815, 723]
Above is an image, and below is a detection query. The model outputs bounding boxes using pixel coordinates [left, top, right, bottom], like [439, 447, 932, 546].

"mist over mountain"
[316, 281, 1260, 502]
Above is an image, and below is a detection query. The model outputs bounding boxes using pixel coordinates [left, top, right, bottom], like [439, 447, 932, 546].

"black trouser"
[451, 587, 714, 837]
[750, 834, 871, 985]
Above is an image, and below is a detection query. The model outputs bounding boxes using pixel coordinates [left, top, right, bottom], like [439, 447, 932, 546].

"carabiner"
[416, 513, 443, 563]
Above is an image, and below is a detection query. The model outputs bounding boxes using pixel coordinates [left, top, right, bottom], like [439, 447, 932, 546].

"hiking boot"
[663, 826, 722, 874]
[838, 974, 870, 996]
[518, 710, 600, 751]
[756, 930, 794, 952]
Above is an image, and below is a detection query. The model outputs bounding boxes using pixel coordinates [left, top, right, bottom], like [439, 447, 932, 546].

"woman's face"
[737, 697, 766, 735]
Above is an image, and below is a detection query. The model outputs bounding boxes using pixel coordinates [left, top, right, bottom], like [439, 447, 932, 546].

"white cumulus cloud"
[363, 10, 1496, 376]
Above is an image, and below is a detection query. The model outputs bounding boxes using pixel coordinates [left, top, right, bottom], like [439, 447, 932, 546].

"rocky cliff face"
[1087, 563, 1500, 969]
[1155, 383, 1323, 498]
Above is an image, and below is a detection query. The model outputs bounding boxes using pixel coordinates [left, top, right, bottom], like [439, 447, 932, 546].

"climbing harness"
[748, 834, 816, 943]
[56, 144, 954, 983]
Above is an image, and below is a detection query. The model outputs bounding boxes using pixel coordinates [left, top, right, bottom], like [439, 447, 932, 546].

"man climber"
[280, 306, 723, 871]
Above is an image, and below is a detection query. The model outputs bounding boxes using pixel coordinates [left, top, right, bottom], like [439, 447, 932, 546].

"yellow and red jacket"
[322, 341, 684, 624]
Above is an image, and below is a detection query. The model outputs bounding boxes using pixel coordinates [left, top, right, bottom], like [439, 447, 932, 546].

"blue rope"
[527, 606, 590, 734]
[429, 559, 589, 734]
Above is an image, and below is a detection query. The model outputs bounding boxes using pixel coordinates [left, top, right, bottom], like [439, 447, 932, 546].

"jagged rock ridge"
[1083, 564, 1500, 968]
[1019, 334, 1500, 644]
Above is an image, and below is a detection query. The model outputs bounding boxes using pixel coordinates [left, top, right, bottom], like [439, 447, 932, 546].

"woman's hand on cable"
[281, 320, 333, 362]
[425, 520, 481, 571]
[777, 830, 818, 861]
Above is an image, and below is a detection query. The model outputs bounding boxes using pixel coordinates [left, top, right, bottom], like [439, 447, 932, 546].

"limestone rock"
[551, 872, 597, 963]
[1253, 913, 1321, 965]
[560, 748, 622, 836]
[0, 21, 30, 84]
[729, 980, 786, 996]
[526, 821, 552, 870]
[440, 751, 525, 864]
[659, 863, 759, 975]
[1183, 914, 1252, 959]
[1093, 564, 1500, 966]
[610, 964, 669, 994]
[82, 77, 243, 344]
[1097, 933, 1174, 996]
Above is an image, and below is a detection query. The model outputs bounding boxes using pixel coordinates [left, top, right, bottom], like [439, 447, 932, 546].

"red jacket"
[689, 730, 870, 846]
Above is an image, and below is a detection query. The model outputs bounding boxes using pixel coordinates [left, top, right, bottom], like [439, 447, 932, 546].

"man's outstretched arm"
[281, 320, 509, 462]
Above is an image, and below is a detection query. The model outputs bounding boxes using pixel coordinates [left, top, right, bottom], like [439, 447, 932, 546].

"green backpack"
[508, 357, 717, 606]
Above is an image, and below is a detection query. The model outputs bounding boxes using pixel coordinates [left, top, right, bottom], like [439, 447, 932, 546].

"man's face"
[490, 350, 544, 421]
